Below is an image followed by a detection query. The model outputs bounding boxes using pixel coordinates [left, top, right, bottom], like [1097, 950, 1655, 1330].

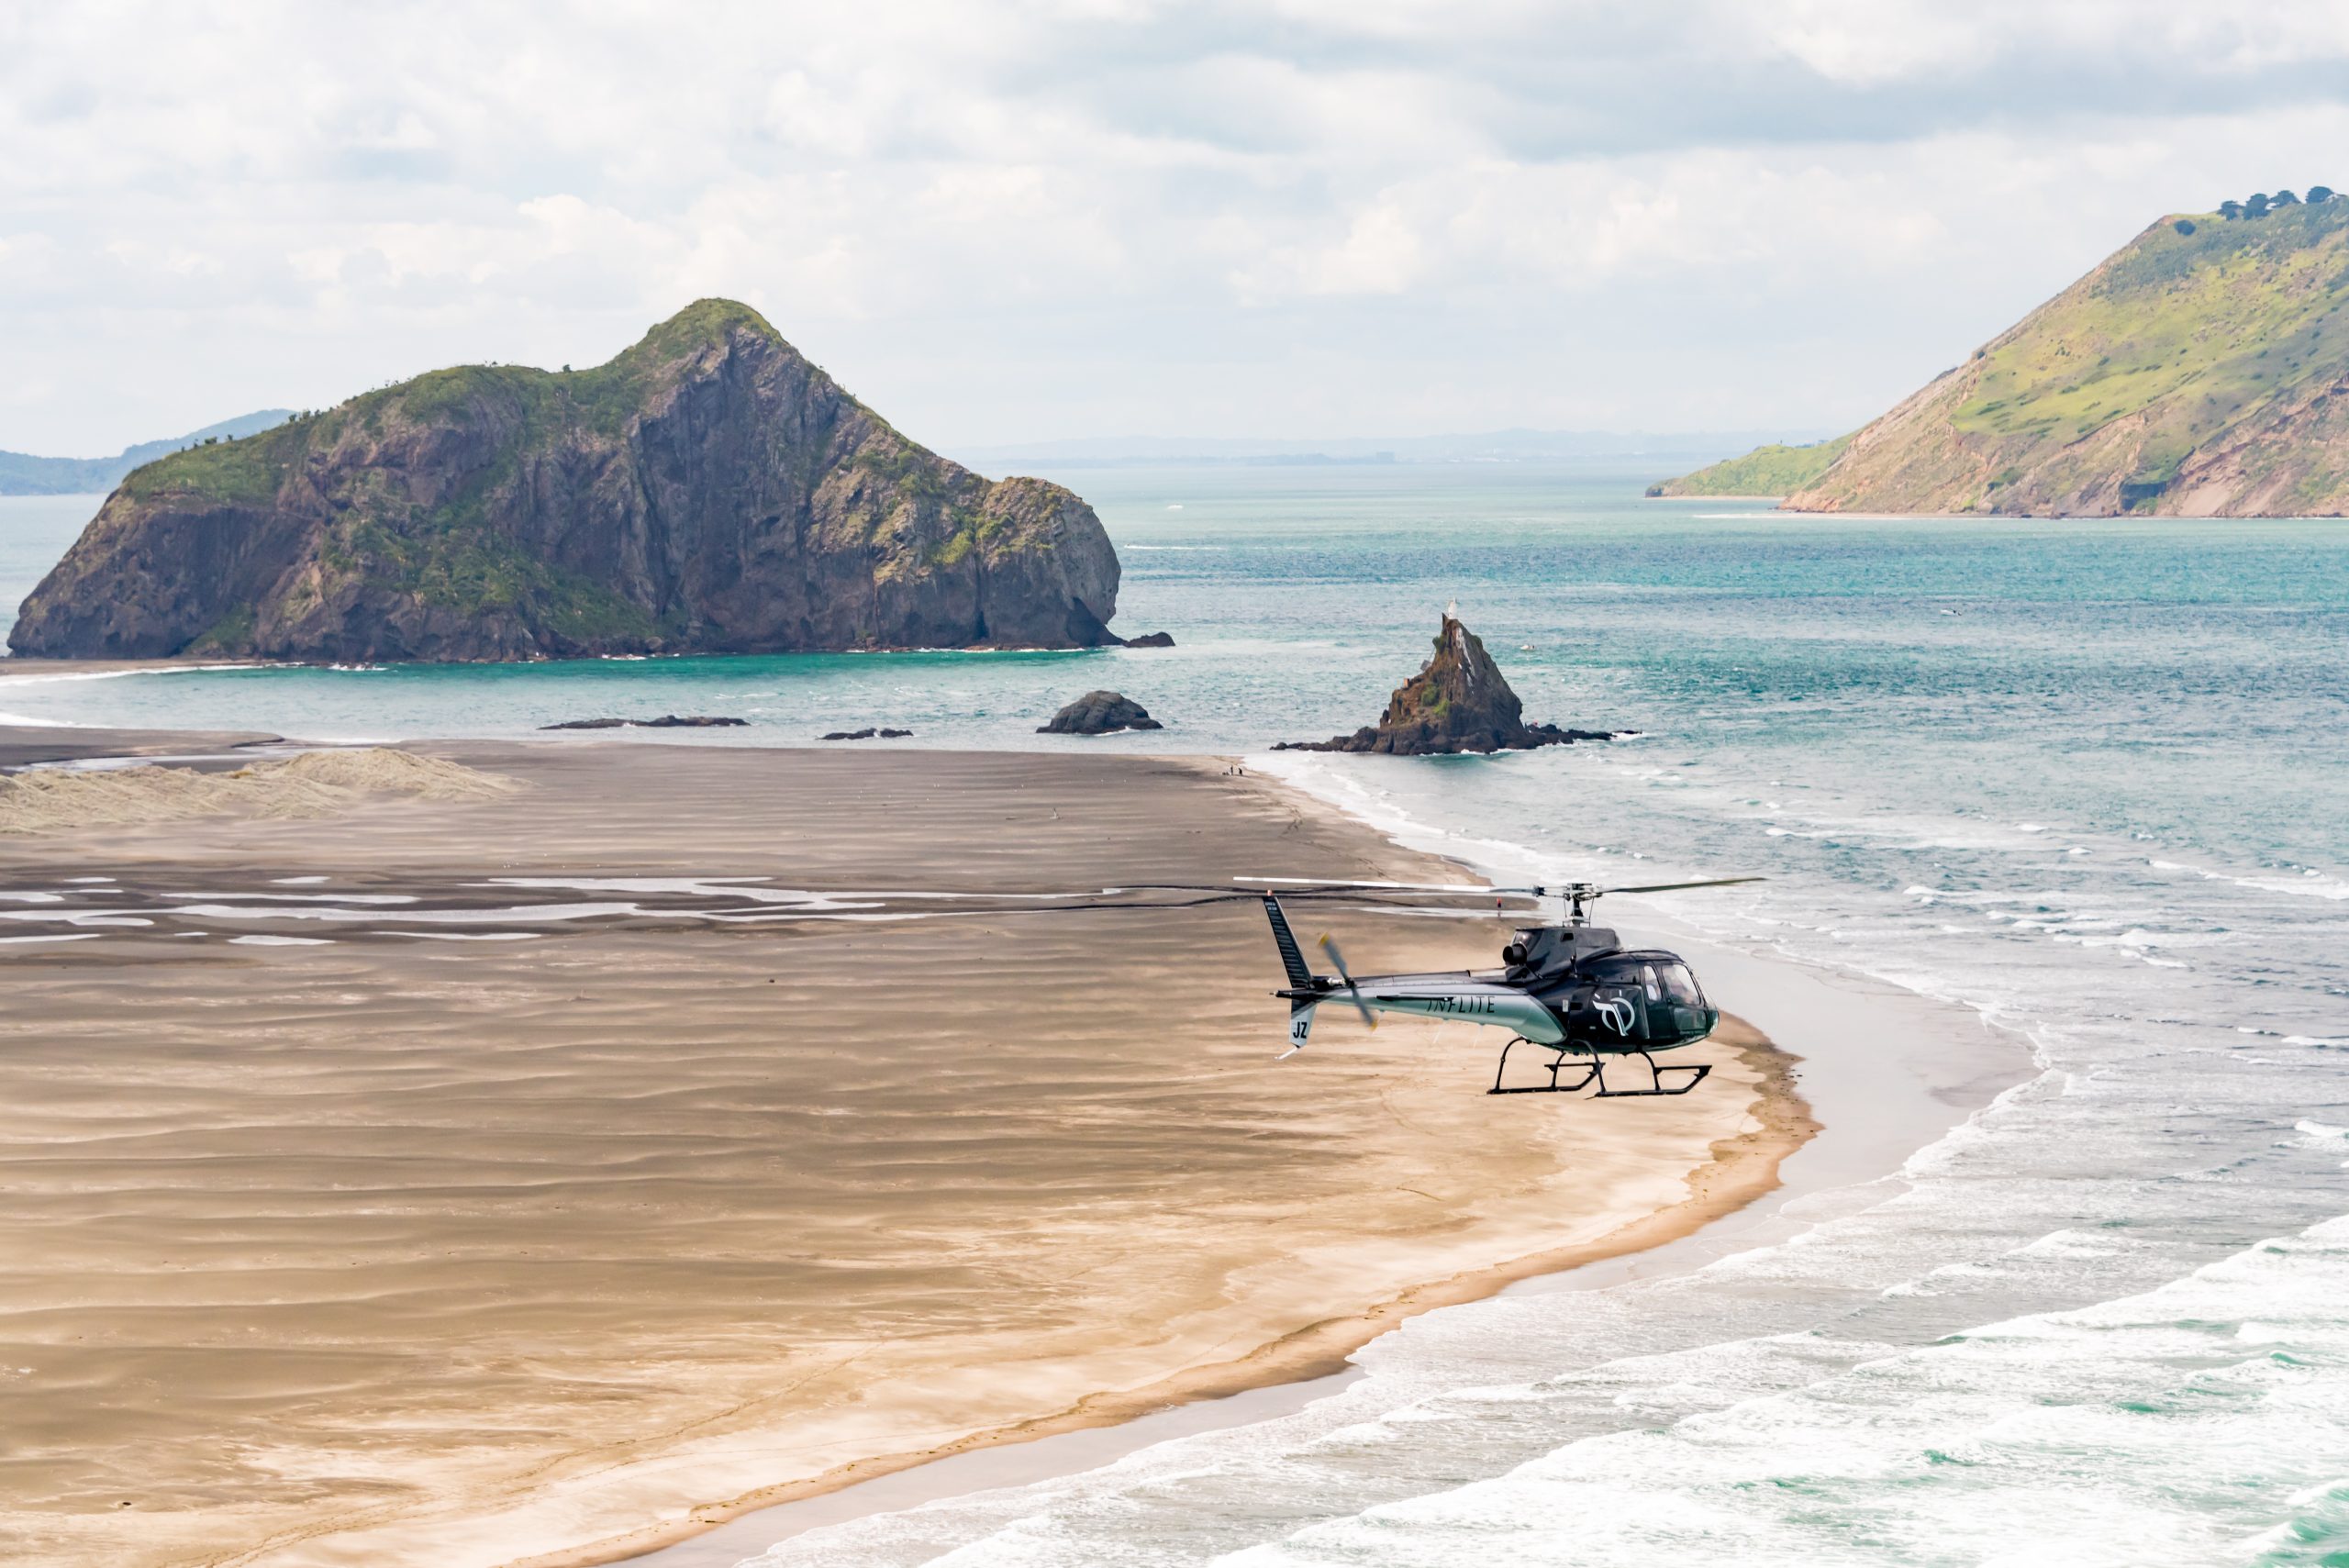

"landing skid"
[1488, 1037, 1602, 1095]
[1488, 1039, 1711, 1098]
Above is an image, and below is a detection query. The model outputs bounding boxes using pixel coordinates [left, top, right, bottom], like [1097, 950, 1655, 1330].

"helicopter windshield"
[1656, 962, 1704, 1007]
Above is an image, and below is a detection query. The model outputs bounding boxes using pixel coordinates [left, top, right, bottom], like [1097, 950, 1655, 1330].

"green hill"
[1785, 195, 2349, 516]
[1648, 434, 1852, 497]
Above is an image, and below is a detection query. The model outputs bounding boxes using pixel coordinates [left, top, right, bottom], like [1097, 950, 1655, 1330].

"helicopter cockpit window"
[1658, 962, 1704, 1006]
[1641, 964, 1664, 1003]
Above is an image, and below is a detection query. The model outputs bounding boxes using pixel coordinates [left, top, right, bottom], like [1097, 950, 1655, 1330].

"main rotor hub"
[1540, 882, 1602, 926]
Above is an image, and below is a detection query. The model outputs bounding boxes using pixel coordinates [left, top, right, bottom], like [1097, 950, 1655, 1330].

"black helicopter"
[1248, 876, 1760, 1097]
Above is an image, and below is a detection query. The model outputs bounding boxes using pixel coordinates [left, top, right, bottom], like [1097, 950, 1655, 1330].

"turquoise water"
[6, 470, 2346, 873]
[7, 469, 2349, 1564]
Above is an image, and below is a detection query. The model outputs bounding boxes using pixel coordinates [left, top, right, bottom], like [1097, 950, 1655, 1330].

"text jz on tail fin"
[1281, 998, 1316, 1059]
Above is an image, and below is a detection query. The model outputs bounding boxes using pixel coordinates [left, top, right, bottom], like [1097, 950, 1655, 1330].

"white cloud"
[3, 1, 2349, 452]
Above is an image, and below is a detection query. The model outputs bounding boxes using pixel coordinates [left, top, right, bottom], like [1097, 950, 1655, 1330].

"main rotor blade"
[1318, 934, 1378, 1029]
[1241, 876, 1539, 896]
[1242, 875, 1766, 899]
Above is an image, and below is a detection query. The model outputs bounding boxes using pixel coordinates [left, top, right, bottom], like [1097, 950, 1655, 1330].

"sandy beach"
[0, 735, 1810, 1568]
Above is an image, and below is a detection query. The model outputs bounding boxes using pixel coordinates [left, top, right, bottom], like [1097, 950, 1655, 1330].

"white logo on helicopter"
[1594, 995, 1637, 1036]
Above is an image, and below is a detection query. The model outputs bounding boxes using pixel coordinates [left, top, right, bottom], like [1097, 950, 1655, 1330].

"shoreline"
[565, 1018, 1812, 1568]
[603, 765, 2025, 1568]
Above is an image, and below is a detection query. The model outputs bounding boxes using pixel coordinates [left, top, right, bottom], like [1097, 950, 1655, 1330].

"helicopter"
[1246, 876, 1762, 1097]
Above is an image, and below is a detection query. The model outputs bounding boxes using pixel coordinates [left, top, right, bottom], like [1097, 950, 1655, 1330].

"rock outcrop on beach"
[8, 300, 1122, 661]
[1277, 615, 1612, 754]
[1123, 630, 1175, 648]
[1655, 198, 2349, 517]
[1038, 691, 1163, 734]
[820, 727, 914, 740]
[540, 715, 747, 730]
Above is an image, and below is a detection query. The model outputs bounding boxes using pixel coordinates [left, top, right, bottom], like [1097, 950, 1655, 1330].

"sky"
[6, 1, 2349, 457]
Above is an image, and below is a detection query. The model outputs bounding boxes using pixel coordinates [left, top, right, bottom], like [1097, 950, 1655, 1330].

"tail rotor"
[1319, 934, 1376, 1030]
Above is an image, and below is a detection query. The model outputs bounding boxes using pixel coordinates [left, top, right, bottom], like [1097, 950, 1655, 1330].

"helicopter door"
[1586, 957, 1652, 1041]
[1639, 963, 1669, 1040]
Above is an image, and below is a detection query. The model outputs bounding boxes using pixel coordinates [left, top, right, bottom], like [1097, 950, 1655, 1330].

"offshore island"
[7, 301, 1122, 662]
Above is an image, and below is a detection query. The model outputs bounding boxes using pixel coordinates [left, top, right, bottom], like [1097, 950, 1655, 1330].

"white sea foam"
[0, 661, 271, 697]
[0, 708, 100, 728]
[720, 726, 2346, 1568]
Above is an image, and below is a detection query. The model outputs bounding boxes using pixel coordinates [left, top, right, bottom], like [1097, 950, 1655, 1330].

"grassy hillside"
[1787, 198, 2349, 517]
[1648, 434, 1852, 497]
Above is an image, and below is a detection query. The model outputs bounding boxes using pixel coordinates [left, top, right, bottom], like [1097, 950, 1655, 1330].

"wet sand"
[0, 720, 280, 770]
[0, 739, 1810, 1568]
[623, 822, 2021, 1568]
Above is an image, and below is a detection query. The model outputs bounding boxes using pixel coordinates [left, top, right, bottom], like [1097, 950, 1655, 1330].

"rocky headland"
[1653, 195, 2349, 516]
[8, 301, 1122, 661]
[1277, 615, 1613, 755]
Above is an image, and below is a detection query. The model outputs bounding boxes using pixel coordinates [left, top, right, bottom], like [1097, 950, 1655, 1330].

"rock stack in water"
[1038, 691, 1163, 735]
[1277, 614, 1612, 754]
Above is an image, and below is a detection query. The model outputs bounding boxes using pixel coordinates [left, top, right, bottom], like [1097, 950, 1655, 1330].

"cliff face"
[1278, 615, 1610, 754]
[1783, 202, 2349, 517]
[8, 302, 1120, 661]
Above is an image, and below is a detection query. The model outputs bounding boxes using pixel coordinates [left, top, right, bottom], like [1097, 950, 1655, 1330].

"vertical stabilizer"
[1261, 895, 1316, 989]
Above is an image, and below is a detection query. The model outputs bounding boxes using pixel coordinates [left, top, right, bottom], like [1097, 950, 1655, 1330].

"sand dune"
[0, 741, 1807, 1568]
[0, 747, 513, 834]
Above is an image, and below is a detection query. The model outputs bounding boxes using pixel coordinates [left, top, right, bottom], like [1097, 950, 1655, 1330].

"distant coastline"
[0, 410, 291, 496]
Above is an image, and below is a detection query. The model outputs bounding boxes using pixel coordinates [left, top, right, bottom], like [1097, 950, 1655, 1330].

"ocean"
[5, 467, 2347, 1564]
